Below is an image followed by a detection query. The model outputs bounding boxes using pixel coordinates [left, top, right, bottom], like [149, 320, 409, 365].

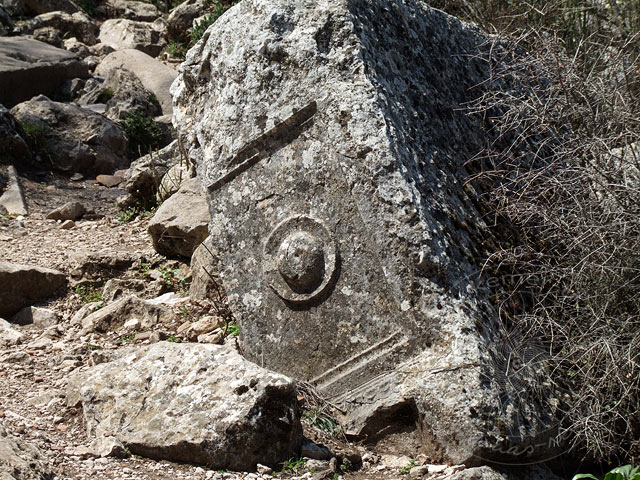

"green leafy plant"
[96, 88, 114, 104]
[223, 319, 239, 338]
[121, 333, 136, 345]
[75, 284, 103, 304]
[167, 335, 182, 343]
[166, 40, 188, 59]
[21, 121, 48, 153]
[398, 459, 417, 475]
[121, 110, 165, 158]
[303, 404, 341, 436]
[573, 465, 640, 480]
[280, 457, 307, 474]
[117, 204, 156, 224]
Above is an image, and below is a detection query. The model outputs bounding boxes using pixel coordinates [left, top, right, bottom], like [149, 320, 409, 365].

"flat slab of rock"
[0, 36, 89, 107]
[0, 421, 52, 479]
[0, 261, 66, 317]
[66, 342, 303, 471]
[0, 165, 27, 215]
[172, 0, 557, 465]
[95, 49, 177, 116]
[148, 176, 209, 258]
[11, 95, 129, 174]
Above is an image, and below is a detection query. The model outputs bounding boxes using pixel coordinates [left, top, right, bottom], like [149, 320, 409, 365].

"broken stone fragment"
[67, 342, 303, 471]
[46, 201, 86, 221]
[147, 176, 209, 258]
[172, 0, 560, 465]
[0, 261, 66, 317]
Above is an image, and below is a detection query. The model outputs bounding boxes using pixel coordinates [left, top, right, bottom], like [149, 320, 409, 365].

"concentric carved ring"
[264, 216, 338, 305]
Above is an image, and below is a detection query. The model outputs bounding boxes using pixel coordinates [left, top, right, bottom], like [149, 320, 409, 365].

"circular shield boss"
[264, 216, 338, 305]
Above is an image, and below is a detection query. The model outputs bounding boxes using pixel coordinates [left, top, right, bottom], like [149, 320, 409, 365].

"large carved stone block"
[172, 0, 558, 465]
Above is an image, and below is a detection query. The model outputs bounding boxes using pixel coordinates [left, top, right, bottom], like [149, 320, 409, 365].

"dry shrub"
[446, 1, 640, 464]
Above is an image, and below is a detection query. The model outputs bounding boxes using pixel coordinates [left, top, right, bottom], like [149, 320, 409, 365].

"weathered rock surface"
[172, 0, 557, 465]
[100, 0, 161, 21]
[99, 18, 167, 57]
[0, 105, 30, 162]
[102, 67, 162, 122]
[167, 0, 205, 41]
[0, 37, 89, 107]
[0, 261, 66, 317]
[95, 49, 177, 115]
[0, 421, 52, 479]
[66, 342, 303, 470]
[11, 95, 129, 173]
[80, 294, 172, 333]
[69, 250, 147, 285]
[148, 176, 209, 258]
[23, 11, 98, 46]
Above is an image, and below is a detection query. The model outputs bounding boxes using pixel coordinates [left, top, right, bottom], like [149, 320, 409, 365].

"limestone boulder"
[0, 422, 52, 479]
[95, 49, 177, 115]
[102, 67, 162, 122]
[0, 37, 89, 107]
[100, 0, 161, 21]
[148, 176, 209, 258]
[11, 95, 129, 173]
[99, 18, 167, 58]
[0, 261, 66, 317]
[23, 11, 98, 45]
[0, 106, 30, 163]
[167, 0, 205, 41]
[66, 342, 303, 471]
[172, 0, 559, 466]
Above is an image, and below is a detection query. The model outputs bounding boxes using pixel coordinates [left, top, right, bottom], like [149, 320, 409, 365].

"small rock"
[12, 306, 59, 327]
[410, 465, 429, 478]
[96, 174, 123, 187]
[59, 219, 76, 229]
[46, 201, 86, 221]
[300, 440, 332, 460]
[92, 436, 128, 458]
[0, 318, 24, 346]
[256, 464, 272, 475]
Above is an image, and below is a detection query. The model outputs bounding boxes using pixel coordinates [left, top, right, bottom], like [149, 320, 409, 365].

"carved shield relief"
[206, 102, 421, 400]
